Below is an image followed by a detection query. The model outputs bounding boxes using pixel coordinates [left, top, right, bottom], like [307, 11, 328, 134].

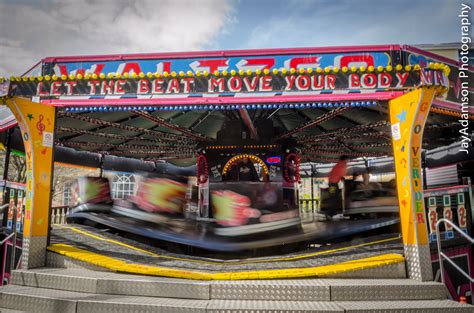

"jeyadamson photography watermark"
[459, 3, 471, 154]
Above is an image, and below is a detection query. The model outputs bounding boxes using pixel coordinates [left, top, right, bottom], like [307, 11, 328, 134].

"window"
[63, 182, 73, 206]
[111, 174, 135, 199]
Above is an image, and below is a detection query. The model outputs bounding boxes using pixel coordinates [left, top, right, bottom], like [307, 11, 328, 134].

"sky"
[0, 0, 470, 75]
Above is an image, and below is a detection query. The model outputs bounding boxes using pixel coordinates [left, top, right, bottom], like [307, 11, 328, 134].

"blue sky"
[0, 0, 470, 74]
[214, 0, 467, 49]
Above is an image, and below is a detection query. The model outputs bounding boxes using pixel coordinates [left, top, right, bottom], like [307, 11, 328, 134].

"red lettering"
[51, 81, 62, 96]
[115, 80, 126, 94]
[153, 79, 164, 93]
[120, 62, 142, 74]
[295, 75, 310, 90]
[362, 73, 377, 88]
[195, 59, 228, 72]
[166, 78, 179, 93]
[227, 76, 243, 92]
[416, 212, 425, 224]
[64, 64, 105, 76]
[311, 75, 324, 90]
[458, 206, 466, 227]
[284, 75, 297, 91]
[421, 70, 433, 85]
[396, 72, 409, 87]
[260, 75, 272, 91]
[337, 55, 374, 68]
[349, 74, 360, 89]
[325, 74, 336, 89]
[65, 81, 77, 95]
[181, 77, 194, 93]
[208, 77, 225, 93]
[378, 72, 392, 88]
[435, 71, 445, 86]
[91, 64, 105, 75]
[243, 76, 258, 92]
[36, 82, 50, 96]
[429, 209, 438, 231]
[138, 79, 150, 94]
[88, 81, 100, 95]
[101, 80, 115, 94]
[287, 56, 320, 69]
[156, 61, 171, 74]
[420, 101, 429, 112]
[238, 58, 275, 71]
[54, 64, 68, 76]
[444, 208, 453, 230]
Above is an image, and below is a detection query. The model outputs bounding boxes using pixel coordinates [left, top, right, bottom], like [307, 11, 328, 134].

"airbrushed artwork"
[0, 1, 473, 310]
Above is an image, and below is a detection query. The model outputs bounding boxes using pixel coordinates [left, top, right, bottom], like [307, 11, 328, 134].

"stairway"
[0, 268, 472, 312]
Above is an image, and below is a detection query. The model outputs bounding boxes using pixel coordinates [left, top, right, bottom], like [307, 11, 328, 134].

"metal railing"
[0, 226, 17, 286]
[0, 203, 9, 213]
[299, 199, 319, 211]
[0, 232, 15, 246]
[299, 199, 320, 222]
[435, 218, 474, 284]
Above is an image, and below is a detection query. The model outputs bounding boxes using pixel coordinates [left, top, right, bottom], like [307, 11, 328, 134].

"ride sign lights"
[10, 66, 448, 99]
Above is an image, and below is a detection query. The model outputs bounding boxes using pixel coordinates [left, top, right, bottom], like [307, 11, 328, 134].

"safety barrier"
[436, 218, 474, 284]
[50, 206, 70, 225]
[299, 199, 320, 222]
[1, 203, 17, 286]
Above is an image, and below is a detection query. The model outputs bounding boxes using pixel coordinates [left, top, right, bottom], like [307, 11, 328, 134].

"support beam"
[301, 149, 388, 158]
[298, 120, 390, 143]
[274, 113, 289, 132]
[6, 97, 56, 269]
[56, 141, 193, 155]
[58, 111, 191, 142]
[278, 107, 351, 139]
[145, 155, 195, 161]
[239, 108, 258, 139]
[131, 110, 212, 142]
[190, 110, 215, 130]
[57, 127, 184, 145]
[266, 108, 280, 119]
[292, 109, 326, 135]
[389, 86, 439, 281]
[58, 114, 139, 142]
[104, 110, 193, 150]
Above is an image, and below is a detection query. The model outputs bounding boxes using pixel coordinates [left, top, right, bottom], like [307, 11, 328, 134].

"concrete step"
[1, 285, 472, 313]
[10, 268, 449, 301]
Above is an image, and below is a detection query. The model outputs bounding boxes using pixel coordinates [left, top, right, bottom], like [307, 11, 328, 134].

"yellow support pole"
[389, 86, 440, 281]
[5, 97, 56, 269]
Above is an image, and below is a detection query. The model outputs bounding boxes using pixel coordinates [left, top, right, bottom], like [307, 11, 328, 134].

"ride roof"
[0, 44, 472, 166]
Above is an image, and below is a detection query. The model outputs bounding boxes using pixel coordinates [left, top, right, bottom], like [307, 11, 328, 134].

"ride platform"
[48, 224, 406, 280]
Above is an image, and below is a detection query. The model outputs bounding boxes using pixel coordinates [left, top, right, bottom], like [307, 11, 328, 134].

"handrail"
[0, 203, 9, 212]
[0, 232, 15, 246]
[435, 218, 474, 284]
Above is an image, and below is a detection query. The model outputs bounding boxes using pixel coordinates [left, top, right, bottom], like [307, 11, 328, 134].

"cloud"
[0, 0, 235, 75]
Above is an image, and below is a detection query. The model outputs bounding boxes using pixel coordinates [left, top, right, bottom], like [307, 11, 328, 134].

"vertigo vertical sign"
[389, 86, 437, 280]
[410, 89, 435, 245]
